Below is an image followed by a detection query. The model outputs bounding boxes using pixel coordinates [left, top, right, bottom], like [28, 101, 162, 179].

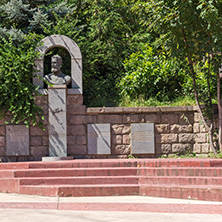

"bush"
[1, 0, 150, 107]
[0, 33, 44, 128]
[183, 61, 217, 103]
[118, 45, 187, 101]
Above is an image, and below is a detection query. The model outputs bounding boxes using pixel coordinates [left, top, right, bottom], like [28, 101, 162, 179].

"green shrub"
[118, 45, 187, 101]
[0, 33, 44, 128]
[183, 60, 217, 103]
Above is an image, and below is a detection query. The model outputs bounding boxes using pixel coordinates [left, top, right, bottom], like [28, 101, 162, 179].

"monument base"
[48, 84, 67, 157]
[42, 156, 74, 162]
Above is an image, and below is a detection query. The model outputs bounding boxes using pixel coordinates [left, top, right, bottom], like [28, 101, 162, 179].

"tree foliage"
[1, 0, 222, 147]
[72, 0, 150, 106]
[0, 0, 150, 106]
[119, 45, 187, 101]
[0, 33, 44, 128]
[133, 0, 222, 153]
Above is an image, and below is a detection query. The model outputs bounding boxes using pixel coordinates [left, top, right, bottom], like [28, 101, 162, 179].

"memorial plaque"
[6, 125, 29, 156]
[88, 124, 111, 154]
[131, 123, 155, 154]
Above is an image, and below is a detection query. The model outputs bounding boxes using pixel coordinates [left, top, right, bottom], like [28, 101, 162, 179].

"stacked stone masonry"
[0, 94, 215, 161]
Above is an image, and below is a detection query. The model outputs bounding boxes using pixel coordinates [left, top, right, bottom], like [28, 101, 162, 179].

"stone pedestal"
[42, 156, 73, 162]
[48, 85, 67, 157]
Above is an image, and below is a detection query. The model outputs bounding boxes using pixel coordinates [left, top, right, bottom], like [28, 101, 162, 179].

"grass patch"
[160, 151, 222, 159]
[118, 95, 196, 107]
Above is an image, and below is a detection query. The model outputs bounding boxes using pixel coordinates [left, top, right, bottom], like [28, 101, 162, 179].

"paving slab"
[0, 210, 222, 222]
[1, 193, 222, 204]
[0, 193, 222, 222]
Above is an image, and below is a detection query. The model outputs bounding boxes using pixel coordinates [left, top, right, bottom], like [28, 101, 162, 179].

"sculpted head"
[51, 55, 62, 74]
[44, 54, 71, 85]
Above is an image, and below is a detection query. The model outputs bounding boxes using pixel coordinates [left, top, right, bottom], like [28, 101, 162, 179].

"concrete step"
[0, 159, 222, 201]
[138, 167, 222, 177]
[19, 184, 140, 197]
[139, 176, 222, 186]
[18, 175, 222, 186]
[140, 184, 222, 202]
[141, 159, 222, 168]
[0, 171, 15, 178]
[1, 175, 221, 192]
[0, 178, 20, 193]
[0, 160, 138, 170]
[18, 176, 139, 186]
[1, 159, 222, 170]
[2, 167, 222, 179]
[0, 167, 138, 178]
[19, 183, 222, 200]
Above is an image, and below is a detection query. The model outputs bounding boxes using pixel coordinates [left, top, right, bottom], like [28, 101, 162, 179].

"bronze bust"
[44, 55, 71, 85]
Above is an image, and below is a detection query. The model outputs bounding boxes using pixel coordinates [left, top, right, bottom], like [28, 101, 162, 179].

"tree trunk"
[187, 56, 217, 156]
[217, 75, 222, 152]
[182, 29, 217, 155]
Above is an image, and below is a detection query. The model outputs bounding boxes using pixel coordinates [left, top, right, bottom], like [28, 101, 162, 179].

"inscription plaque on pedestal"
[131, 123, 155, 154]
[6, 125, 29, 156]
[87, 124, 111, 154]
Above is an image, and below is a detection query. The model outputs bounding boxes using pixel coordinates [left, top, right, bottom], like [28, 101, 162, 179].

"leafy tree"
[43, 0, 149, 106]
[119, 44, 187, 101]
[0, 0, 70, 36]
[133, 0, 222, 153]
[73, 0, 149, 106]
[0, 0, 71, 128]
[0, 33, 44, 128]
[1, 0, 148, 107]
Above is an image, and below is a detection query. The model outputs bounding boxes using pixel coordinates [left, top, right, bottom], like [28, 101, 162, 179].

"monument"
[33, 34, 82, 94]
[46, 54, 69, 158]
[33, 35, 82, 161]
[31, 35, 155, 161]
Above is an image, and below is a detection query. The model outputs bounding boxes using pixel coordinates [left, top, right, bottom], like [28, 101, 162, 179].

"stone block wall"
[30, 95, 49, 160]
[0, 94, 216, 161]
[83, 106, 212, 158]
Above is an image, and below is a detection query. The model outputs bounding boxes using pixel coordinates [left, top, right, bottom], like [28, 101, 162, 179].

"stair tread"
[0, 167, 138, 171]
[139, 167, 222, 169]
[1, 159, 222, 170]
[18, 175, 139, 179]
[141, 175, 222, 178]
[1, 175, 221, 179]
[1, 166, 222, 172]
[21, 184, 140, 188]
[141, 184, 222, 188]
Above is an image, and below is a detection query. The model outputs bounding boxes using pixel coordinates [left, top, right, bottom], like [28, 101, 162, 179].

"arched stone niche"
[33, 35, 82, 94]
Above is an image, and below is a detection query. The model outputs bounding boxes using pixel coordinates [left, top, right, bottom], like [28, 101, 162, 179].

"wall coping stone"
[87, 106, 198, 114]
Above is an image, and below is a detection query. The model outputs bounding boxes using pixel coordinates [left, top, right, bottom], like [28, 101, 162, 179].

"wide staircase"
[0, 159, 222, 201]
